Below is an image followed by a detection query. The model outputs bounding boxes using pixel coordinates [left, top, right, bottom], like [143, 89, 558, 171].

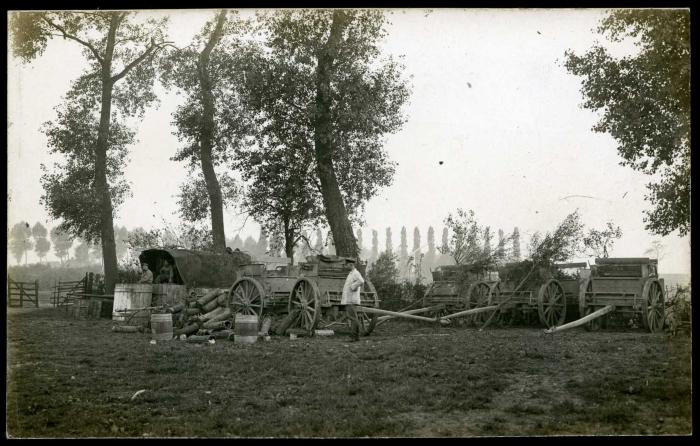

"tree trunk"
[284, 219, 295, 264]
[196, 11, 227, 253]
[95, 16, 119, 294]
[313, 10, 358, 258]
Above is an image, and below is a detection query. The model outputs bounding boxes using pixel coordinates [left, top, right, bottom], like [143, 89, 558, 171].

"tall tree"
[245, 9, 410, 257]
[512, 227, 521, 261]
[497, 229, 505, 259]
[564, 9, 690, 236]
[356, 228, 364, 259]
[483, 226, 492, 257]
[11, 11, 173, 293]
[256, 228, 269, 257]
[114, 226, 129, 262]
[9, 222, 33, 265]
[385, 227, 393, 255]
[423, 226, 436, 277]
[314, 228, 324, 254]
[370, 229, 379, 266]
[31, 222, 51, 263]
[161, 10, 253, 251]
[399, 226, 408, 278]
[50, 227, 74, 264]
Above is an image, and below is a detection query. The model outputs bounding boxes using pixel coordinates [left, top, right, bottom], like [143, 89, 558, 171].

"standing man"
[157, 259, 174, 284]
[341, 258, 365, 342]
[138, 262, 154, 284]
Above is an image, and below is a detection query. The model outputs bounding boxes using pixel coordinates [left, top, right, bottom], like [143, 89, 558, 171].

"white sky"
[6, 8, 691, 273]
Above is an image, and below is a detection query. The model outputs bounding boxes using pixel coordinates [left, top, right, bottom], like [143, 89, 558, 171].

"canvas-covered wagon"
[138, 248, 252, 305]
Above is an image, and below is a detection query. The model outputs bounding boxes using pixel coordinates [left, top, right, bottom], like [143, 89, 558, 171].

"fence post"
[35, 279, 39, 308]
[19, 282, 24, 307]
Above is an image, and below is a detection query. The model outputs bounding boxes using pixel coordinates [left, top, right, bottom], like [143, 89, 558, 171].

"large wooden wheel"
[288, 278, 321, 334]
[229, 277, 265, 319]
[578, 279, 602, 331]
[466, 281, 493, 326]
[641, 279, 664, 333]
[487, 282, 506, 327]
[537, 279, 566, 328]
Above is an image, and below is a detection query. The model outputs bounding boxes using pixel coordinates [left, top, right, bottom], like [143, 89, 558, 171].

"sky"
[6, 8, 691, 274]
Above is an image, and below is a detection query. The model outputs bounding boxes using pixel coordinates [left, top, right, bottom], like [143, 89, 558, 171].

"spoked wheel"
[229, 277, 265, 320]
[537, 279, 566, 328]
[487, 283, 505, 327]
[288, 278, 321, 335]
[466, 281, 493, 327]
[642, 279, 665, 333]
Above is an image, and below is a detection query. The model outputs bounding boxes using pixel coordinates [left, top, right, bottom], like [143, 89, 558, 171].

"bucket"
[234, 314, 259, 344]
[113, 283, 153, 327]
[151, 313, 173, 341]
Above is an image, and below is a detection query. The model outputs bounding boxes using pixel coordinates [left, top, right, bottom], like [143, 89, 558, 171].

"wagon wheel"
[229, 277, 265, 320]
[288, 278, 321, 335]
[466, 281, 492, 326]
[537, 279, 566, 328]
[487, 282, 506, 327]
[641, 279, 665, 333]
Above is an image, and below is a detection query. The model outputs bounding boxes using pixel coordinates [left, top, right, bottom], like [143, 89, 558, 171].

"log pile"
[168, 288, 234, 341]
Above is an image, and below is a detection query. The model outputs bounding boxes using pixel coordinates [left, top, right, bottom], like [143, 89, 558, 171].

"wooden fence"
[7, 277, 39, 308]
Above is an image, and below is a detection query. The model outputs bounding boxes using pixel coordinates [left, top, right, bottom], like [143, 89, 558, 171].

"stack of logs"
[169, 288, 234, 342]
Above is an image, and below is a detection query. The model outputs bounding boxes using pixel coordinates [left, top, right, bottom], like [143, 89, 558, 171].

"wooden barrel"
[151, 313, 173, 341]
[112, 284, 152, 327]
[233, 314, 258, 344]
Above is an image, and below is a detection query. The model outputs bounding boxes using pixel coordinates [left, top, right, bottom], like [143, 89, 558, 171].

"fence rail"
[7, 277, 39, 308]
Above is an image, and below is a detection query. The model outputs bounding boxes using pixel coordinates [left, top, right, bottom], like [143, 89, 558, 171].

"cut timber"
[174, 323, 199, 336]
[195, 289, 222, 308]
[204, 307, 231, 324]
[357, 306, 439, 323]
[441, 305, 498, 320]
[200, 298, 220, 313]
[275, 310, 300, 336]
[544, 305, 616, 334]
[376, 306, 443, 322]
[202, 319, 233, 330]
[200, 306, 226, 322]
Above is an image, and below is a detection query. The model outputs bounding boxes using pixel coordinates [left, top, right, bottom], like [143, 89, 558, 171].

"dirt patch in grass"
[6, 309, 692, 437]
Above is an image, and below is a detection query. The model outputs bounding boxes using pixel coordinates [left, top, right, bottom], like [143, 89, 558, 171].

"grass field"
[6, 307, 692, 438]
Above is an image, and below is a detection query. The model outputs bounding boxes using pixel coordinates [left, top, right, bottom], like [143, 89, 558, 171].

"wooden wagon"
[228, 255, 380, 336]
[421, 264, 497, 325]
[571, 257, 665, 332]
[487, 262, 588, 328]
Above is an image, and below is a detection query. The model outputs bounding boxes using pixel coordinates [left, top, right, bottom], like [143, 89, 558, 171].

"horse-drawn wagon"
[487, 262, 588, 328]
[421, 264, 497, 325]
[228, 255, 381, 336]
[546, 257, 665, 333]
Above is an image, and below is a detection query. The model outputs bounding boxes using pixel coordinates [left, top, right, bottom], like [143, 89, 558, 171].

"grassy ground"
[6, 308, 692, 438]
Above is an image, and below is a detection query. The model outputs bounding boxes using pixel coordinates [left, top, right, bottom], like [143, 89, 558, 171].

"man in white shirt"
[341, 258, 365, 342]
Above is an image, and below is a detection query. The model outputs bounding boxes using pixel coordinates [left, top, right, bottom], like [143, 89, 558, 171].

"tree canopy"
[240, 9, 411, 256]
[564, 9, 690, 236]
